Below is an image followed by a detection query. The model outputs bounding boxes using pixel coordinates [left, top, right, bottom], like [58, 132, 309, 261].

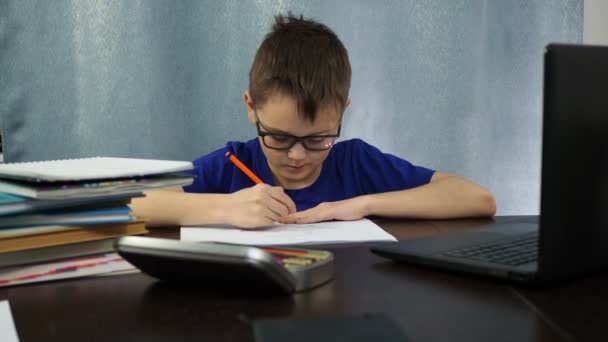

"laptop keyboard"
[442, 232, 538, 266]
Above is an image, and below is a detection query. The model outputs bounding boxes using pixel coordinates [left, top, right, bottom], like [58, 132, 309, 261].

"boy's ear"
[244, 91, 256, 125]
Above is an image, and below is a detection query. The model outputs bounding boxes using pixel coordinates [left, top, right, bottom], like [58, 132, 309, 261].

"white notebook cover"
[0, 157, 194, 182]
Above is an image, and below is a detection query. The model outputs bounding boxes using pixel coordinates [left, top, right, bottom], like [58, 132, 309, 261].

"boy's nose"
[287, 142, 307, 160]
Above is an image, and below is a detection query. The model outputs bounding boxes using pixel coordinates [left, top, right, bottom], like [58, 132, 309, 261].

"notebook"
[0, 193, 27, 205]
[0, 157, 193, 182]
[0, 206, 133, 229]
[0, 220, 148, 253]
[0, 253, 138, 287]
[371, 44, 608, 284]
[0, 174, 192, 199]
[0, 238, 116, 268]
[0, 193, 139, 217]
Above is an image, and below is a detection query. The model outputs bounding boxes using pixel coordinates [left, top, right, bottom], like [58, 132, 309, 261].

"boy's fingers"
[266, 198, 290, 218]
[281, 196, 297, 214]
[269, 187, 297, 214]
[302, 203, 339, 223]
[294, 213, 323, 224]
[263, 207, 283, 225]
[278, 214, 298, 224]
[288, 208, 326, 224]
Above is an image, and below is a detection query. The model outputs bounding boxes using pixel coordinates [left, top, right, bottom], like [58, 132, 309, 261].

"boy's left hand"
[279, 197, 368, 224]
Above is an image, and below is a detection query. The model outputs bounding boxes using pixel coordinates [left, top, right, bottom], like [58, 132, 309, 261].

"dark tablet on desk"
[253, 313, 410, 342]
[115, 236, 333, 295]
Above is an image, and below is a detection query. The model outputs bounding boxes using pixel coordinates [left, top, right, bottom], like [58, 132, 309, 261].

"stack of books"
[0, 157, 193, 272]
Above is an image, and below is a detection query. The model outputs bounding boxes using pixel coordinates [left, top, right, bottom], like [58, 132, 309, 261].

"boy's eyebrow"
[261, 123, 335, 136]
[255, 110, 340, 136]
[260, 123, 290, 134]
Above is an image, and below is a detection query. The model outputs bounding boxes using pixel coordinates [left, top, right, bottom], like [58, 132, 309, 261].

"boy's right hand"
[227, 184, 296, 229]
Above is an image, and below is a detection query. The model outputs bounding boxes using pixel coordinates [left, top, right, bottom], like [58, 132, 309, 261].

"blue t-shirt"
[184, 138, 435, 211]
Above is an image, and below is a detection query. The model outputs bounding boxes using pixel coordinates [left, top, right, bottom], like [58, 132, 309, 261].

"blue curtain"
[0, 0, 582, 214]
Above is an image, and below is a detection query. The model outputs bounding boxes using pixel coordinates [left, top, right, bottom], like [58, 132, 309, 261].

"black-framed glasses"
[254, 110, 341, 151]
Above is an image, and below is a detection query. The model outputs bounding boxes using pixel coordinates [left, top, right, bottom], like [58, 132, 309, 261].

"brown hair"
[249, 13, 351, 122]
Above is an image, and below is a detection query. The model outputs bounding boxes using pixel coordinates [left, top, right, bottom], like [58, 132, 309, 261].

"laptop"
[371, 44, 608, 284]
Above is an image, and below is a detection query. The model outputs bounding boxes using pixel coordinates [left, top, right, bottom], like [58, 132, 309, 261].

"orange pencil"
[225, 152, 263, 184]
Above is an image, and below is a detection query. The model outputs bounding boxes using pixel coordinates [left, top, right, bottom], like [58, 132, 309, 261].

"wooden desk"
[1, 216, 606, 341]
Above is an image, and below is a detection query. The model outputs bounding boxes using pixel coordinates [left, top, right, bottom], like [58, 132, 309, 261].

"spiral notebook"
[0, 175, 193, 199]
[0, 157, 194, 182]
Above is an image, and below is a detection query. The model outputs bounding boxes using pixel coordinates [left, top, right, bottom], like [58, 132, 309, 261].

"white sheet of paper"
[0, 301, 20, 342]
[180, 219, 396, 245]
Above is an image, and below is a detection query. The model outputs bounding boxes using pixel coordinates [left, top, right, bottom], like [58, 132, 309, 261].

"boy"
[131, 13, 496, 229]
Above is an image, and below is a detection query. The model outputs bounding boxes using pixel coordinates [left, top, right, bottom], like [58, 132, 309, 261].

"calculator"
[115, 236, 334, 294]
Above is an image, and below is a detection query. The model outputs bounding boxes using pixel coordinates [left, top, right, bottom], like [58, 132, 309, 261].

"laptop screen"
[538, 44, 608, 278]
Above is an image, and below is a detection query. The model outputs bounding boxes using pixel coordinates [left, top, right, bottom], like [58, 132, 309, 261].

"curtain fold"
[0, 0, 582, 214]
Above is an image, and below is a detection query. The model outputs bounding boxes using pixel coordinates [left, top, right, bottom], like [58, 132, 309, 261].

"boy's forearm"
[129, 190, 233, 227]
[362, 176, 496, 219]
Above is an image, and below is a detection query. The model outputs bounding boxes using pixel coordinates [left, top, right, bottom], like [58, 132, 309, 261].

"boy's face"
[244, 91, 347, 189]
